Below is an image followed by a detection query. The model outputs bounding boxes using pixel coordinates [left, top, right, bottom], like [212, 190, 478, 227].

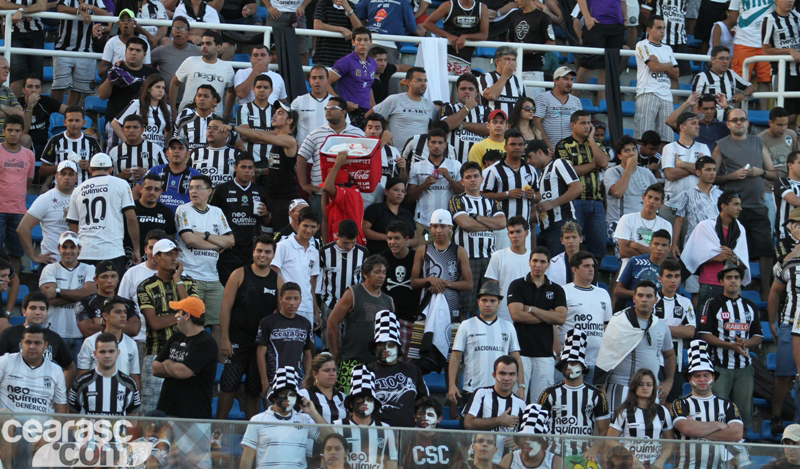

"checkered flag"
[520, 404, 550, 435]
[349, 365, 377, 397]
[687, 339, 715, 374]
[560, 329, 587, 368]
[373, 310, 401, 347]
[267, 366, 299, 401]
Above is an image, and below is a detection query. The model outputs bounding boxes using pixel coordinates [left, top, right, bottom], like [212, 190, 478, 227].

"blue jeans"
[0, 213, 23, 257]
[572, 200, 606, 259]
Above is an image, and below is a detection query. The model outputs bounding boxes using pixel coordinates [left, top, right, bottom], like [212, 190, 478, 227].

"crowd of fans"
[0, 0, 797, 466]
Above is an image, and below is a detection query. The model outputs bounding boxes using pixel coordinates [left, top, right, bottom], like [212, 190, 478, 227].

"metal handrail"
[742, 55, 800, 107]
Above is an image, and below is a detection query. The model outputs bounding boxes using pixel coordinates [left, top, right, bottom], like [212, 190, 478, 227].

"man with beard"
[334, 365, 399, 469]
[401, 396, 463, 469]
[239, 366, 331, 469]
[366, 310, 428, 427]
[761, 425, 800, 469]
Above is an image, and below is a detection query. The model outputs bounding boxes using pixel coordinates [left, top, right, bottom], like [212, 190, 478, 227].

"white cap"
[90, 153, 113, 168]
[152, 239, 181, 255]
[430, 209, 453, 226]
[57, 160, 78, 173]
[553, 66, 577, 79]
[58, 231, 80, 247]
[288, 198, 309, 212]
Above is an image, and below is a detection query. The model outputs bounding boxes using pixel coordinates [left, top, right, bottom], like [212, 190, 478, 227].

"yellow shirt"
[467, 138, 507, 169]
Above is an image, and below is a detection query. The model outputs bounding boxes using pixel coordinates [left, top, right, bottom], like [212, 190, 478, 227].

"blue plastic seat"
[211, 398, 246, 420]
[580, 98, 601, 114]
[25, 194, 37, 208]
[749, 262, 760, 279]
[682, 382, 691, 396]
[44, 42, 55, 50]
[599, 255, 620, 273]
[424, 371, 447, 393]
[598, 282, 609, 293]
[43, 66, 53, 82]
[84, 96, 107, 114]
[30, 224, 42, 243]
[679, 83, 692, 90]
[749, 110, 770, 126]
[621, 101, 636, 117]
[233, 53, 249, 63]
[740, 290, 766, 311]
[1, 284, 29, 305]
[627, 56, 637, 69]
[587, 77, 598, 85]
[9, 316, 24, 326]
[256, 5, 267, 18]
[475, 47, 497, 58]
[398, 43, 418, 55]
[767, 353, 776, 372]
[760, 321, 774, 342]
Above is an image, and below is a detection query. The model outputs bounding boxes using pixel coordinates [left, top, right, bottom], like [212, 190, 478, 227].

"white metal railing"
[5, 10, 791, 103]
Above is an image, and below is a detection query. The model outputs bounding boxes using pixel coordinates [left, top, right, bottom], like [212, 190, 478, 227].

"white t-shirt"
[138, 0, 168, 36]
[613, 212, 673, 253]
[272, 234, 321, 324]
[548, 252, 570, 286]
[560, 283, 612, 368]
[118, 262, 157, 343]
[484, 247, 530, 323]
[233, 68, 288, 105]
[407, 158, 462, 226]
[660, 141, 710, 202]
[730, 0, 775, 47]
[66, 174, 136, 260]
[0, 352, 66, 414]
[27, 188, 71, 261]
[291, 93, 348, 148]
[241, 410, 319, 468]
[39, 262, 96, 339]
[452, 316, 520, 392]
[101, 35, 152, 65]
[270, 0, 303, 13]
[635, 40, 678, 101]
[175, 203, 232, 282]
[173, 1, 221, 24]
[77, 332, 141, 375]
[174, 56, 235, 115]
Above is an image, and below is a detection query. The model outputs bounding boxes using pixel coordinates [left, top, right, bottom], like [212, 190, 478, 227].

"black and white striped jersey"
[448, 193, 503, 258]
[774, 177, 800, 239]
[115, 99, 171, 148]
[698, 294, 763, 369]
[610, 405, 673, 465]
[319, 241, 369, 310]
[642, 0, 687, 45]
[478, 71, 527, 117]
[67, 369, 141, 416]
[55, 0, 101, 52]
[536, 157, 579, 231]
[109, 141, 167, 175]
[691, 70, 751, 119]
[776, 257, 800, 326]
[464, 385, 526, 462]
[440, 102, 490, 164]
[671, 395, 741, 469]
[41, 132, 103, 185]
[297, 386, 346, 424]
[481, 158, 538, 220]
[333, 417, 398, 466]
[191, 145, 242, 187]
[174, 109, 238, 152]
[762, 10, 800, 76]
[6, 0, 42, 33]
[402, 133, 458, 167]
[538, 381, 610, 438]
[236, 101, 274, 164]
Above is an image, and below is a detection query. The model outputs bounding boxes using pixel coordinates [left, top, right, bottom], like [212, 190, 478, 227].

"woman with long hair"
[607, 369, 674, 469]
[111, 74, 172, 148]
[362, 177, 419, 255]
[297, 353, 346, 424]
[508, 97, 542, 142]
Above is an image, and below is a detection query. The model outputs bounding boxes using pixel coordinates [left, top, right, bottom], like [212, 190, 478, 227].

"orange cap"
[168, 297, 205, 318]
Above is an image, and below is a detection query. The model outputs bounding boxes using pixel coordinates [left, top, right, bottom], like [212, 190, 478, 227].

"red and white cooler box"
[319, 135, 382, 192]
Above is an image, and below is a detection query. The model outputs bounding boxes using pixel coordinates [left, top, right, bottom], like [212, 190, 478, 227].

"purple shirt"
[331, 51, 376, 110]
[587, 0, 622, 25]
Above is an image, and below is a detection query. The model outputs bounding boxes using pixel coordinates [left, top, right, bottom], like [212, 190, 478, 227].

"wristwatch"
[204, 231, 211, 240]
[55, 287, 61, 298]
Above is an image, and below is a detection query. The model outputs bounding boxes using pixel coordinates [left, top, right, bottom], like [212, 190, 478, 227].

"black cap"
[94, 260, 116, 276]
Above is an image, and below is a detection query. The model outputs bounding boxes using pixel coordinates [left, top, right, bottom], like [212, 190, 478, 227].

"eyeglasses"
[324, 106, 342, 112]
[729, 117, 748, 124]
[522, 106, 534, 111]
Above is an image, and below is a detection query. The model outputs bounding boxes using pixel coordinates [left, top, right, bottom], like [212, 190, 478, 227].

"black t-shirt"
[505, 274, 566, 357]
[75, 294, 139, 324]
[401, 431, 463, 469]
[255, 312, 313, 382]
[367, 360, 429, 428]
[209, 179, 267, 253]
[372, 63, 397, 105]
[381, 249, 419, 322]
[19, 95, 62, 150]
[229, 265, 277, 350]
[0, 324, 74, 369]
[106, 63, 160, 120]
[124, 200, 177, 256]
[219, 0, 247, 21]
[363, 202, 416, 255]
[155, 330, 218, 419]
[507, 9, 553, 72]
[266, 144, 299, 199]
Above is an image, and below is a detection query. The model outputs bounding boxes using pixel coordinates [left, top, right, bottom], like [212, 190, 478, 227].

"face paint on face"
[424, 408, 438, 427]
[566, 364, 583, 379]
[526, 440, 542, 457]
[378, 342, 399, 363]
[276, 391, 297, 412]
[355, 398, 375, 417]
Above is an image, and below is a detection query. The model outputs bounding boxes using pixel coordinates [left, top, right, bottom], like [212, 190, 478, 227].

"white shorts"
[52, 57, 96, 94]
[626, 0, 640, 27]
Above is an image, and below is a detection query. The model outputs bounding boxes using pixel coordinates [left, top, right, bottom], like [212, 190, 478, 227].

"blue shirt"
[356, 0, 416, 38]
[618, 254, 662, 307]
[697, 119, 729, 153]
[331, 52, 377, 110]
[140, 164, 202, 213]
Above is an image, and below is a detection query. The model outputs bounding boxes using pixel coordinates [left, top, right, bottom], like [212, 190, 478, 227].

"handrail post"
[4, 12, 11, 86]
[264, 25, 271, 52]
[778, 58, 786, 108]
[516, 45, 523, 78]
